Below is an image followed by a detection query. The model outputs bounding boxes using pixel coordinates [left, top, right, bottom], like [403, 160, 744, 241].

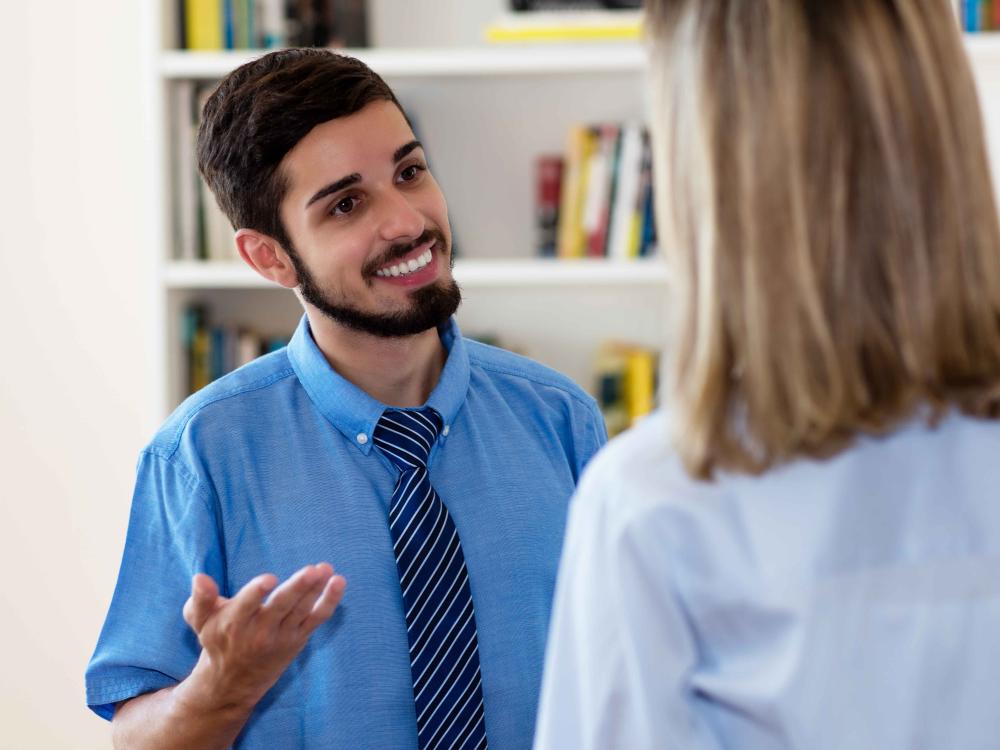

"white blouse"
[535, 410, 1000, 750]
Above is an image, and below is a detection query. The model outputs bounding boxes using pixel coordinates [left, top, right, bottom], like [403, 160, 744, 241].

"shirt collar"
[286, 315, 471, 455]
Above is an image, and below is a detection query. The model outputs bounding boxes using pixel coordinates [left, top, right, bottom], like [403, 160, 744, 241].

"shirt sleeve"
[85, 449, 226, 720]
[571, 398, 609, 479]
[533, 456, 723, 750]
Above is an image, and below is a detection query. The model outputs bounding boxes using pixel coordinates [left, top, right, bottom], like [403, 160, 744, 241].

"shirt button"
[442, 425, 450, 437]
[356, 433, 369, 445]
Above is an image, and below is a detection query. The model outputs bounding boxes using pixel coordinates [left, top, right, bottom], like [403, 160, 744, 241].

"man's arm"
[112, 564, 346, 750]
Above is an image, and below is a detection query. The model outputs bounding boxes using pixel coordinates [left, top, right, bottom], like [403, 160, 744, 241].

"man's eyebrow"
[305, 173, 361, 209]
[303, 141, 422, 210]
[394, 140, 422, 163]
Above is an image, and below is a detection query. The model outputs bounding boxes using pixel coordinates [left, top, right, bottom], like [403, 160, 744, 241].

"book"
[185, 0, 224, 50]
[534, 155, 563, 257]
[556, 125, 595, 259]
[182, 304, 292, 394]
[258, 0, 288, 48]
[485, 10, 642, 43]
[583, 124, 619, 257]
[510, 1, 642, 8]
[594, 340, 658, 435]
[196, 86, 238, 261]
[605, 123, 643, 260]
[171, 81, 199, 261]
[177, 0, 369, 50]
[623, 346, 656, 425]
[963, 0, 983, 31]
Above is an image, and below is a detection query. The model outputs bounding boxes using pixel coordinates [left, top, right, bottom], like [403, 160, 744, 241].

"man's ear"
[234, 229, 299, 289]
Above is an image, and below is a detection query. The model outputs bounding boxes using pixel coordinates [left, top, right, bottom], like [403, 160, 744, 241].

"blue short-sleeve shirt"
[86, 316, 607, 749]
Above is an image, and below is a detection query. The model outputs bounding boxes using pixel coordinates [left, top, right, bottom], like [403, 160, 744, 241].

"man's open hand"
[180, 564, 346, 710]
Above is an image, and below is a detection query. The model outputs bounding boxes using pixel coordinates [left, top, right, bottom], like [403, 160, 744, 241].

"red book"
[535, 155, 563, 257]
[994, 0, 1000, 30]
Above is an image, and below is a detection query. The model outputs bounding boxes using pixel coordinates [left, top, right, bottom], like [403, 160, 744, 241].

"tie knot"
[373, 407, 443, 471]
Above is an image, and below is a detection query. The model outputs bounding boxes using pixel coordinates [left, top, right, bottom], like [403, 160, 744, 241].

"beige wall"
[0, 1, 151, 747]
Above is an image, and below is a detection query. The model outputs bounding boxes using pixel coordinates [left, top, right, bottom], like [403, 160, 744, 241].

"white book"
[606, 123, 642, 260]
[199, 179, 237, 262]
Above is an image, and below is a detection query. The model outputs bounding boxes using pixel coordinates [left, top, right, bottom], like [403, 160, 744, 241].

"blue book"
[223, 0, 235, 49]
[964, 0, 983, 32]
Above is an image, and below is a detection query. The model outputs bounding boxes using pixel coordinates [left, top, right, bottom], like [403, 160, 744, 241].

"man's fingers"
[227, 573, 279, 625]
[278, 564, 335, 630]
[301, 574, 347, 632]
[182, 573, 220, 633]
[256, 564, 327, 624]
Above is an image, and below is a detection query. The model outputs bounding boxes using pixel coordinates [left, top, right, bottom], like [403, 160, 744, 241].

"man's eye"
[332, 196, 357, 216]
[400, 164, 426, 182]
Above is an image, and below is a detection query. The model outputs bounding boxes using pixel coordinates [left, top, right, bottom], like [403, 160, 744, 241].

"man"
[85, 48, 606, 749]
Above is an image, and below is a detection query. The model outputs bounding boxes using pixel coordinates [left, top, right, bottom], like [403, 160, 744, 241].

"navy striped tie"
[374, 408, 488, 750]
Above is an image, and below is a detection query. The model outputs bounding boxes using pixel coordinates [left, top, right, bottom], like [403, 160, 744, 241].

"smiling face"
[277, 99, 461, 338]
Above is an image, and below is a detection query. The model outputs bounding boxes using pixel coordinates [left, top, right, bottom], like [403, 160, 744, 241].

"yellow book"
[623, 346, 656, 424]
[485, 11, 642, 43]
[186, 0, 224, 51]
[557, 125, 596, 259]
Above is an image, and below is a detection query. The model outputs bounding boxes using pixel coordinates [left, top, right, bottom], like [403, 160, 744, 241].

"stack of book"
[487, 1, 641, 43]
[536, 123, 657, 260]
[594, 341, 658, 437]
[178, 0, 368, 51]
[961, 0, 1000, 30]
[183, 305, 290, 393]
[170, 82, 240, 262]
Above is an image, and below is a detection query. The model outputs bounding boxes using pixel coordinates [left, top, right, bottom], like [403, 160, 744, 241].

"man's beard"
[286, 228, 462, 338]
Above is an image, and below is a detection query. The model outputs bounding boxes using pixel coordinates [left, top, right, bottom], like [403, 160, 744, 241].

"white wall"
[0, 1, 151, 748]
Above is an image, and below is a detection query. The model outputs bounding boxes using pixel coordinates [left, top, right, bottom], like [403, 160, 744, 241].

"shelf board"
[160, 45, 645, 79]
[966, 33, 1000, 63]
[161, 35, 997, 79]
[164, 258, 668, 289]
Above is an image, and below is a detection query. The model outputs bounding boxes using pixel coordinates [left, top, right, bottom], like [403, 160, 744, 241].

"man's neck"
[305, 311, 447, 408]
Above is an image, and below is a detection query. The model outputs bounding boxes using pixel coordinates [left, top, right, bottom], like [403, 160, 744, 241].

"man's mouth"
[374, 239, 437, 279]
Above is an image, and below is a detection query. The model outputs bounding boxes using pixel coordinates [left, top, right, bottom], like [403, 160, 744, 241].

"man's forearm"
[112, 665, 259, 750]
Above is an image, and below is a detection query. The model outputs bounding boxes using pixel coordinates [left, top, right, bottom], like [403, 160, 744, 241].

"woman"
[535, 1, 1000, 748]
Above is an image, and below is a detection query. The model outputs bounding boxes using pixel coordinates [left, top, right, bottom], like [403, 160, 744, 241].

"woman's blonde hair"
[645, 0, 1000, 479]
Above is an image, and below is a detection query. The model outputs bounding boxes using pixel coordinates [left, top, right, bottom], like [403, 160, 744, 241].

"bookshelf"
[146, 1, 1000, 419]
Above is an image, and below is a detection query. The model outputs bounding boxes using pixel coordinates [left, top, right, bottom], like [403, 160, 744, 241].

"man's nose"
[377, 188, 424, 244]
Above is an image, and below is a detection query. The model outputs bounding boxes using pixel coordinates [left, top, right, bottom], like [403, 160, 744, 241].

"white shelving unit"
[147, 1, 1000, 417]
[148, 4, 671, 417]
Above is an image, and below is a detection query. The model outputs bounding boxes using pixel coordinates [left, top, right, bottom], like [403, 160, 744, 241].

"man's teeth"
[375, 248, 433, 278]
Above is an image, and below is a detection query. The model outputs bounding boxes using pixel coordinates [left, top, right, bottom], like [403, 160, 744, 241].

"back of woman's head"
[645, 0, 1000, 479]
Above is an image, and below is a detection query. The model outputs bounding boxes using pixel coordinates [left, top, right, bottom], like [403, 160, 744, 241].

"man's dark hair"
[197, 48, 403, 249]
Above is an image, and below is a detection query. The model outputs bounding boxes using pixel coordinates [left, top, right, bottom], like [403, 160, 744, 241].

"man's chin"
[305, 285, 462, 339]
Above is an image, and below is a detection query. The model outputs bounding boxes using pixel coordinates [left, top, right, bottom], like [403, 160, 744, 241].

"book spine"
[623, 347, 656, 426]
[223, 0, 235, 48]
[185, 0, 224, 50]
[258, 0, 287, 48]
[172, 82, 199, 261]
[606, 123, 642, 260]
[964, 0, 982, 31]
[535, 155, 563, 257]
[232, 0, 251, 48]
[629, 129, 652, 258]
[581, 126, 609, 257]
[556, 125, 587, 259]
[586, 124, 619, 257]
